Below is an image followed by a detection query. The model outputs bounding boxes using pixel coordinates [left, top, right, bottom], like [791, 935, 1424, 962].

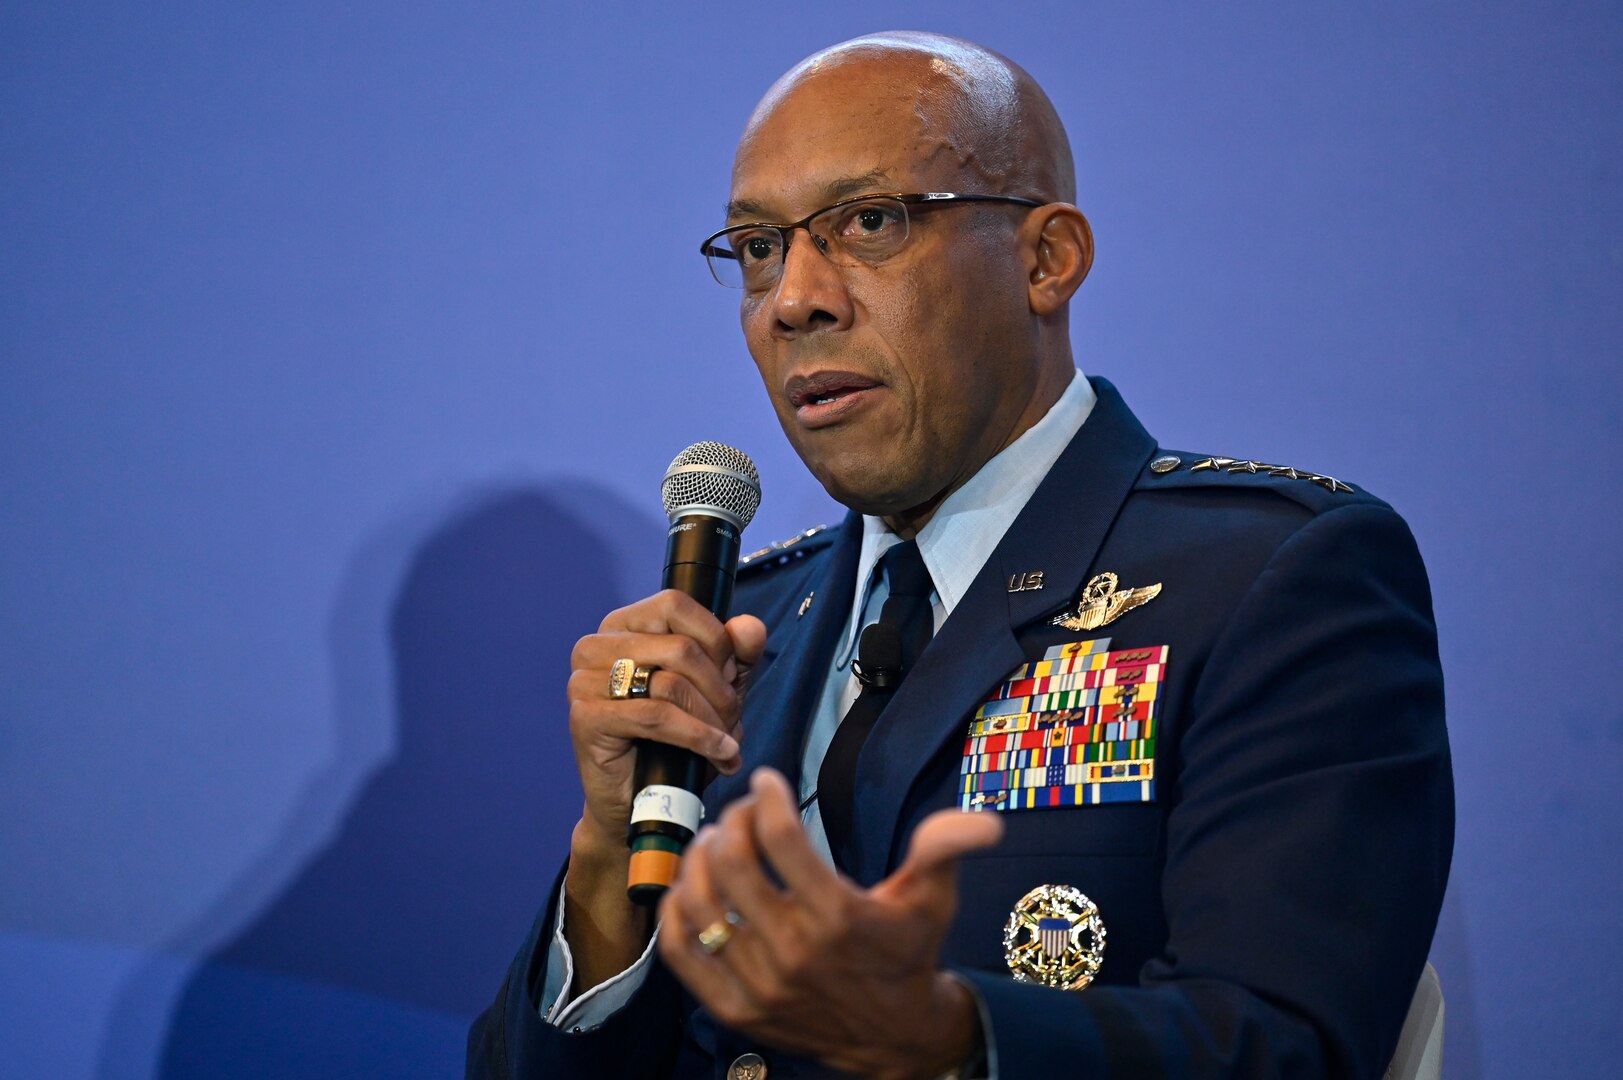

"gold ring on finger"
[608, 658, 637, 699]
[697, 913, 740, 955]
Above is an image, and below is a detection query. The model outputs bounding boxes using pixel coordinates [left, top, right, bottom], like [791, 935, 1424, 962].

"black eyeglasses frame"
[699, 191, 1044, 288]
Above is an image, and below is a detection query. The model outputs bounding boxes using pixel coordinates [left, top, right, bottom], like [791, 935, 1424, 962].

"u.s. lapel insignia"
[1003, 884, 1107, 990]
[1051, 573, 1162, 632]
[1007, 570, 1045, 593]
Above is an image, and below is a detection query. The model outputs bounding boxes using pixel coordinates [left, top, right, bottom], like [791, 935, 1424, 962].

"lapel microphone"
[853, 623, 903, 690]
[626, 441, 761, 905]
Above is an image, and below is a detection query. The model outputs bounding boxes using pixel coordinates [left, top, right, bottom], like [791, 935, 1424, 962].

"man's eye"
[834, 203, 904, 244]
[855, 207, 891, 232]
[739, 235, 779, 263]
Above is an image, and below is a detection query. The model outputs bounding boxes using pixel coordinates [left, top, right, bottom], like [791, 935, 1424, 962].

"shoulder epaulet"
[737, 524, 835, 576]
[1144, 453, 1357, 493]
[1140, 452, 1387, 512]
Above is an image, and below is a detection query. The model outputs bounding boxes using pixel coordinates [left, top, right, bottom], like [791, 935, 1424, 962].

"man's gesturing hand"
[658, 768, 1004, 1080]
[563, 590, 766, 989]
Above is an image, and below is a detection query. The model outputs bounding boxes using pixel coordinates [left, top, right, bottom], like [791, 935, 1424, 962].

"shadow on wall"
[98, 481, 663, 1080]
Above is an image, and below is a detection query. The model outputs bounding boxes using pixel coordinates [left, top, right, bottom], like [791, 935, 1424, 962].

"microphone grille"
[661, 441, 762, 529]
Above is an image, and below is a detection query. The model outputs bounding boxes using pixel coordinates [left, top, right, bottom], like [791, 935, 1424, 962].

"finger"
[879, 809, 1004, 912]
[656, 874, 725, 995]
[645, 668, 742, 738]
[601, 590, 736, 668]
[660, 822, 773, 996]
[901, 808, 1005, 874]
[664, 824, 731, 945]
[704, 795, 792, 929]
[724, 614, 768, 669]
[572, 662, 731, 737]
[671, 670, 746, 743]
[745, 768, 844, 916]
[568, 686, 740, 770]
[573, 631, 741, 722]
[669, 806, 797, 1006]
[656, 882, 755, 1026]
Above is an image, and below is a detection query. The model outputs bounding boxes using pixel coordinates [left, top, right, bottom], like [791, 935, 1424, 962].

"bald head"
[741, 31, 1075, 205]
[723, 32, 1093, 532]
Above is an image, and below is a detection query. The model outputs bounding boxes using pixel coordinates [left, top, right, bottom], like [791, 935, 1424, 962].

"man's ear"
[1024, 205, 1093, 315]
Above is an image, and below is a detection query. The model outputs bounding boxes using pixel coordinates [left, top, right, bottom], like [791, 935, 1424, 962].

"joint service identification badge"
[1003, 883, 1107, 990]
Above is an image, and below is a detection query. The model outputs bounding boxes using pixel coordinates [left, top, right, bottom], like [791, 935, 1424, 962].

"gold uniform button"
[728, 1052, 767, 1080]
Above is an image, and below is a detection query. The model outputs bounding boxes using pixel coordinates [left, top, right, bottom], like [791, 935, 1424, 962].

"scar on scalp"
[910, 60, 1020, 191]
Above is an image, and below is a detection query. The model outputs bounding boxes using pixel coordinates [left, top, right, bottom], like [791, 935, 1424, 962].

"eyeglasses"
[699, 192, 1043, 290]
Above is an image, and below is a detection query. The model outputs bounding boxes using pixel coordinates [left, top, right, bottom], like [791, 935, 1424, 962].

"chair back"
[1384, 963, 1444, 1080]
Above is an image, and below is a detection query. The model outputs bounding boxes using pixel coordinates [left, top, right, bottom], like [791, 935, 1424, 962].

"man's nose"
[769, 227, 854, 336]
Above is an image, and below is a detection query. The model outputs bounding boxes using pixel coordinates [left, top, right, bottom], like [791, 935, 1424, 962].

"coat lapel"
[703, 513, 862, 815]
[849, 378, 1158, 883]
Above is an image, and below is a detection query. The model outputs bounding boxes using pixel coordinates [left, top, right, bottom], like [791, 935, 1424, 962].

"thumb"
[879, 809, 1004, 910]
[725, 614, 768, 667]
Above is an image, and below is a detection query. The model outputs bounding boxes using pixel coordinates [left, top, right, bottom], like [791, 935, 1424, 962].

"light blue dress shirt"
[541, 369, 1097, 1033]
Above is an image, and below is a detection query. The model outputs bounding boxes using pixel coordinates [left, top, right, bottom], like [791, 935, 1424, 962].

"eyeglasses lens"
[704, 197, 912, 290]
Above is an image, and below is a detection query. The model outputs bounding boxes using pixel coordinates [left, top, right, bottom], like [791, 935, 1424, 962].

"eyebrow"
[724, 169, 896, 222]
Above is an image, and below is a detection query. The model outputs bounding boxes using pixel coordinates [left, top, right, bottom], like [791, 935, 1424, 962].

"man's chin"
[803, 457, 937, 522]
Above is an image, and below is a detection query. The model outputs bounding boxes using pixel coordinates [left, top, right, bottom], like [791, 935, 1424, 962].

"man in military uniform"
[468, 31, 1452, 1079]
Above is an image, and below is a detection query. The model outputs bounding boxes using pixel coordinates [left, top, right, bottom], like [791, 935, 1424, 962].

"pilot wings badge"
[1050, 572, 1162, 632]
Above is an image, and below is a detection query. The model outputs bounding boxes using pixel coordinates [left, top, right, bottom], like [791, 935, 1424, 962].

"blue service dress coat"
[466, 377, 1454, 1079]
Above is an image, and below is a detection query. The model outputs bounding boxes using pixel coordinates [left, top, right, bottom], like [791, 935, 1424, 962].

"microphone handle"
[662, 559, 734, 619]
[626, 514, 741, 905]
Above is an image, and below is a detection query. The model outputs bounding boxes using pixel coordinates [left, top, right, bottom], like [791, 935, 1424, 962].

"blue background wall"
[3, 2, 1619, 1077]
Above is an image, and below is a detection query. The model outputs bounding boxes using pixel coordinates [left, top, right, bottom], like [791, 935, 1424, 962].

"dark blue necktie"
[818, 539, 935, 869]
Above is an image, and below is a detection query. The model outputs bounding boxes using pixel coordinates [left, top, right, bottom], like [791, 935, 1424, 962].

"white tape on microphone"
[631, 784, 706, 833]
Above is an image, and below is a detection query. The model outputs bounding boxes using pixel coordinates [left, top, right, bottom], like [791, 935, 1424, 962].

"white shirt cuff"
[537, 890, 659, 1031]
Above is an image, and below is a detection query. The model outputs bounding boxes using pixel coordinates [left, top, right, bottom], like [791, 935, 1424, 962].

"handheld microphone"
[626, 441, 762, 905]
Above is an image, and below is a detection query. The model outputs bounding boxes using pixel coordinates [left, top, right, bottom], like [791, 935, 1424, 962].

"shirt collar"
[836, 369, 1098, 665]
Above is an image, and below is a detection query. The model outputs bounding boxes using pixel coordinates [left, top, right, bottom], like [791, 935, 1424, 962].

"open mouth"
[785, 371, 884, 428]
[787, 371, 881, 407]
